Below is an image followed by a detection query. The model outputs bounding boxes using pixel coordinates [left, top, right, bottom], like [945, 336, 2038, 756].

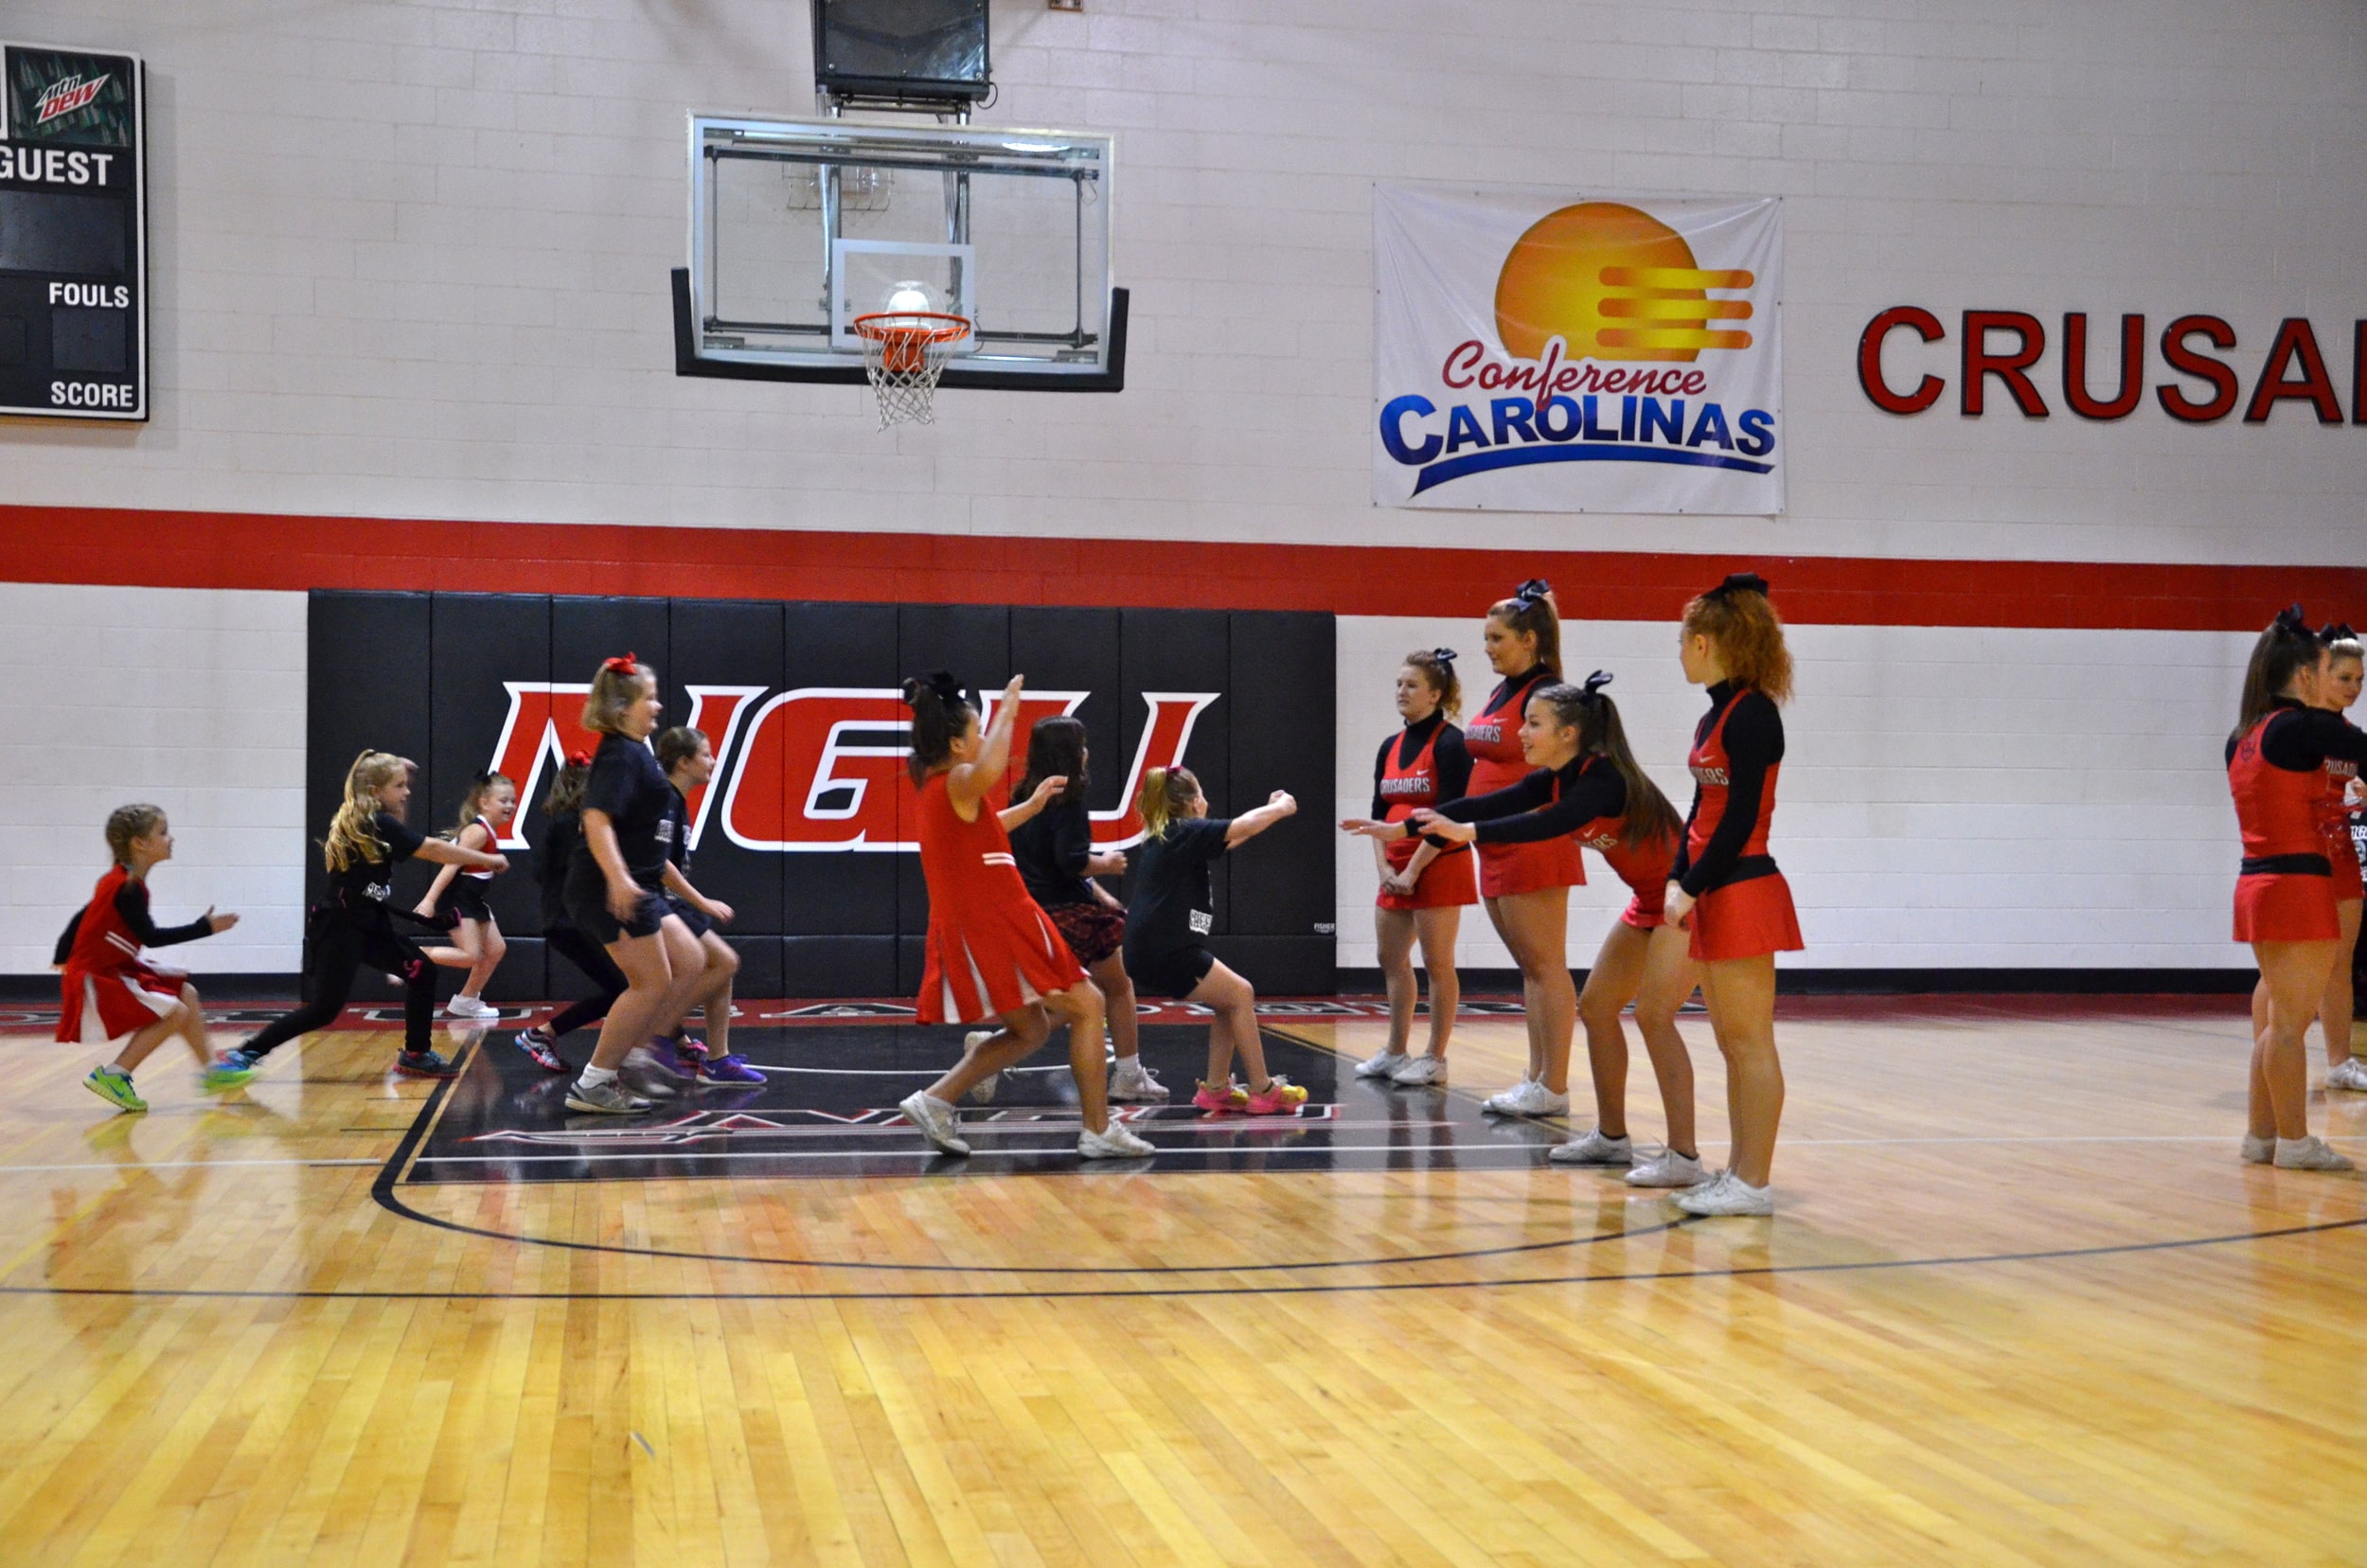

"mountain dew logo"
[34, 73, 103, 123]
[7, 47, 134, 145]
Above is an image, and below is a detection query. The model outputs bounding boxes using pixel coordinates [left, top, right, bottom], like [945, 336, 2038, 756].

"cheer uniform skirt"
[2331, 834, 2364, 903]
[1619, 885, 1668, 932]
[1687, 872, 1804, 962]
[919, 898, 1088, 1025]
[2234, 865, 2340, 944]
[58, 965, 181, 1044]
[1379, 846, 1478, 912]
[1476, 838, 1584, 900]
[1044, 900, 1126, 967]
[437, 880, 494, 924]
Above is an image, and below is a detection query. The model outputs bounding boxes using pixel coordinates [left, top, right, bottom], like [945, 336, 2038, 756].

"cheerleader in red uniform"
[1345, 649, 1475, 1086]
[894, 671, 1154, 1162]
[2226, 609, 2367, 1169]
[2310, 623, 2366, 1094]
[1358, 674, 1701, 1183]
[1662, 574, 1803, 1216]
[1464, 580, 1586, 1118]
[58, 805, 253, 1113]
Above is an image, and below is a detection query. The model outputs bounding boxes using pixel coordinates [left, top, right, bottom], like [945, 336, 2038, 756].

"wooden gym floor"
[1, 995, 2362, 1566]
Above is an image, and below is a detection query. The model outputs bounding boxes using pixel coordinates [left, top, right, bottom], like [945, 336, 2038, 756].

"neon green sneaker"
[83, 1067, 147, 1114]
[201, 1058, 257, 1094]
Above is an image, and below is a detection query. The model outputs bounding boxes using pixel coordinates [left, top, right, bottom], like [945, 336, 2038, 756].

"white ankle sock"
[578, 1064, 618, 1089]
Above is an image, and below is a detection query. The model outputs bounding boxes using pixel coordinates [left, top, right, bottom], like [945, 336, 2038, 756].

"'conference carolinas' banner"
[1374, 186, 1784, 515]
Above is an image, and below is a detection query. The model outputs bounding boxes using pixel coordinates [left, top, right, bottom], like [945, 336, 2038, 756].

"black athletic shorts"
[567, 885, 668, 945]
[439, 879, 493, 923]
[663, 893, 712, 939]
[1124, 942, 1215, 1002]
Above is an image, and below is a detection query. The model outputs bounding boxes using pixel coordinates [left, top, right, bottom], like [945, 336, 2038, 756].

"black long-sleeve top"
[2225, 702, 2367, 770]
[1436, 753, 1625, 845]
[1368, 713, 1473, 818]
[1670, 682, 1786, 897]
[52, 877, 212, 966]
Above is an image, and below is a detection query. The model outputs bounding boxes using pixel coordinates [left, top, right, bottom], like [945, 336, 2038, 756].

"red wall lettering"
[1857, 306, 1947, 415]
[2242, 317, 2343, 424]
[1962, 311, 2049, 418]
[2156, 315, 2240, 423]
[2061, 312, 2145, 420]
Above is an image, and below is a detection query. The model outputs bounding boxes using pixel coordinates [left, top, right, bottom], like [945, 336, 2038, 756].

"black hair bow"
[2321, 621, 2356, 642]
[2274, 603, 2311, 636]
[1579, 668, 1612, 697]
[1707, 572, 1770, 600]
[1431, 647, 1458, 668]
[906, 668, 968, 708]
[1510, 578, 1553, 610]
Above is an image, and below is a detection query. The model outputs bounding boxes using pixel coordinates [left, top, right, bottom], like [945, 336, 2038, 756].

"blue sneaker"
[201, 1057, 258, 1094]
[696, 1054, 764, 1084]
[514, 1026, 567, 1074]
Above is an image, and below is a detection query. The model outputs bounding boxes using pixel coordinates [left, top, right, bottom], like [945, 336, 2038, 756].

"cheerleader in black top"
[559, 655, 711, 1115]
[1339, 649, 1473, 1086]
[1662, 575, 1804, 1216]
[647, 725, 761, 1083]
[2226, 610, 2367, 1169]
[511, 751, 627, 1074]
[2308, 624, 2366, 1094]
[229, 751, 507, 1078]
[1005, 716, 1166, 1102]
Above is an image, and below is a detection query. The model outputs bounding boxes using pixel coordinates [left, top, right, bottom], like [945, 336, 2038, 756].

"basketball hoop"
[852, 311, 970, 428]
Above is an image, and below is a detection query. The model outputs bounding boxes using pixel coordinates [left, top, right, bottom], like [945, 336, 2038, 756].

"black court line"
[11, 1214, 2367, 1303]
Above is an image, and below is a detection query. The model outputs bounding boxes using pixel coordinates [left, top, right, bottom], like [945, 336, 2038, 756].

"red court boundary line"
[2, 503, 2361, 630]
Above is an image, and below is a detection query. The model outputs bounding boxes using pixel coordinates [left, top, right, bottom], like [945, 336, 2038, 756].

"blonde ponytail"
[1137, 765, 1201, 841]
[324, 750, 412, 873]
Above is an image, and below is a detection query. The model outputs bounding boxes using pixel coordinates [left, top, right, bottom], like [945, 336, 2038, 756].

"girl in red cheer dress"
[1662, 573, 1804, 1217]
[1463, 580, 1587, 1119]
[1349, 648, 1475, 1087]
[894, 670, 1154, 1163]
[2225, 608, 2367, 1170]
[57, 804, 252, 1113]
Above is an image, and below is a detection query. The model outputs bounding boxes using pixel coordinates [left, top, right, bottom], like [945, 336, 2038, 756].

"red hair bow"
[566, 747, 596, 768]
[601, 651, 638, 675]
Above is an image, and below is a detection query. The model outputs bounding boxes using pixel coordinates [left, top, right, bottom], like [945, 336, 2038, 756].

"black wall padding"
[667, 597, 786, 935]
[1225, 612, 1336, 944]
[784, 601, 899, 938]
[309, 592, 1338, 1000]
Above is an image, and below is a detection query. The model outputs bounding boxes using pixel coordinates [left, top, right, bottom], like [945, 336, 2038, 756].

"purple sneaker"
[642, 1038, 703, 1079]
[514, 1026, 566, 1074]
[696, 1054, 764, 1084]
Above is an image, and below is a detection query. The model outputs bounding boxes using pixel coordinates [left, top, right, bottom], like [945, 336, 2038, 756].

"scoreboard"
[0, 42, 144, 421]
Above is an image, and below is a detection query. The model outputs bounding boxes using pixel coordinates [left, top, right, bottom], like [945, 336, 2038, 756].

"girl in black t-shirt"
[229, 750, 507, 1077]
[511, 751, 628, 1074]
[1122, 766, 1303, 1116]
[560, 655, 710, 1115]
[1005, 716, 1166, 1103]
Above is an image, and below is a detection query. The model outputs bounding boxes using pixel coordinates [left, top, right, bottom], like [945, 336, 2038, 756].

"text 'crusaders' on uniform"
[1372, 712, 1477, 911]
[1461, 668, 1584, 900]
[1673, 681, 1804, 962]
[2226, 700, 2367, 942]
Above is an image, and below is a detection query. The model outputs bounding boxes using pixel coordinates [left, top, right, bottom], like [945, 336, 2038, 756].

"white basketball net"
[858, 317, 967, 429]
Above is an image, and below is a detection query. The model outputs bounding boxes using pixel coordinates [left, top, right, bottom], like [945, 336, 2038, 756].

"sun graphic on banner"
[1494, 203, 1755, 364]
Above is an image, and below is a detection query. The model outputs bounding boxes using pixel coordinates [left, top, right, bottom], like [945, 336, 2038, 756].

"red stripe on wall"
[2, 504, 2360, 631]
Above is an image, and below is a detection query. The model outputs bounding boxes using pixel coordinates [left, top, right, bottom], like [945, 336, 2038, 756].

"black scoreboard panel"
[0, 43, 144, 421]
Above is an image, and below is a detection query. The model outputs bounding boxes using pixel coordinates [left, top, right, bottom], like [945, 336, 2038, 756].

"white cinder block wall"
[4, 1, 2361, 977]
[1337, 617, 2256, 971]
[0, 587, 306, 974]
